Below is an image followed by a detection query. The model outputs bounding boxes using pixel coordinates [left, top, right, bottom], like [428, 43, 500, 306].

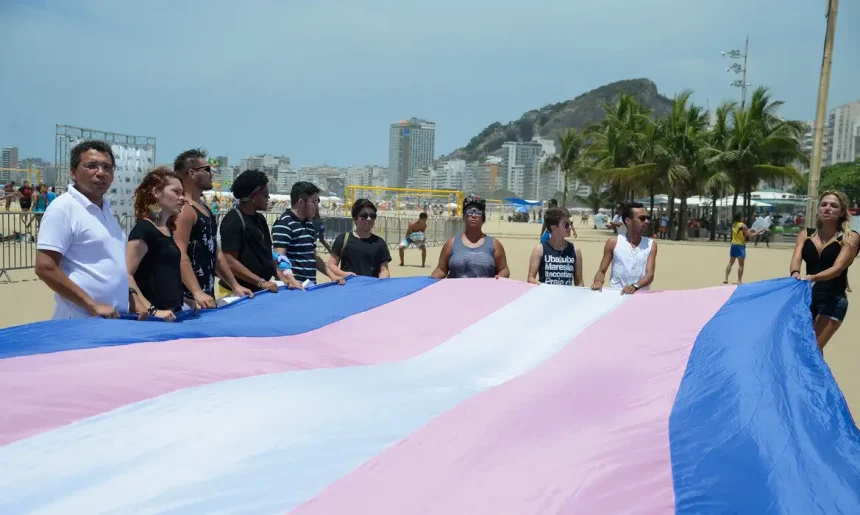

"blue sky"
[1, 0, 857, 167]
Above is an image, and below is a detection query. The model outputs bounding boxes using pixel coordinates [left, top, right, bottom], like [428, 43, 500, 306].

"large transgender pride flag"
[1, 277, 859, 514]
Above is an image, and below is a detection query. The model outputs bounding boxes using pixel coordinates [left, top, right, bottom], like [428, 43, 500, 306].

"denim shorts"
[811, 294, 848, 323]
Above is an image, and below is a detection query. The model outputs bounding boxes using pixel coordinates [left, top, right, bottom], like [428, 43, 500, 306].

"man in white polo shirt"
[35, 140, 128, 319]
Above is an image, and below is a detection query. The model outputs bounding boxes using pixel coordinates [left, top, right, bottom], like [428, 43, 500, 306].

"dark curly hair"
[134, 166, 181, 231]
[231, 169, 269, 200]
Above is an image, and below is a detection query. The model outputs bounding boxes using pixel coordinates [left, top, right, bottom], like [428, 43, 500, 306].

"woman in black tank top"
[789, 190, 860, 351]
[527, 207, 583, 286]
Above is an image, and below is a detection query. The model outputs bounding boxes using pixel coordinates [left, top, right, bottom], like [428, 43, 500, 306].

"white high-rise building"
[1, 146, 19, 168]
[388, 118, 436, 188]
[501, 141, 542, 198]
[433, 159, 466, 190]
[825, 101, 860, 166]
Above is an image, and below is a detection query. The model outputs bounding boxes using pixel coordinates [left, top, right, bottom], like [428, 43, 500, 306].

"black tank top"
[183, 203, 218, 298]
[538, 241, 576, 285]
[802, 233, 849, 297]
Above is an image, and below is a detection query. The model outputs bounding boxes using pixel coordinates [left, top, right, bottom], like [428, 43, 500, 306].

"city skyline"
[1, 0, 859, 167]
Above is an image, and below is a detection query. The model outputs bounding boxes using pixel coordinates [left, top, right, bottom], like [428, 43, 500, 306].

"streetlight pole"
[741, 36, 749, 109]
[806, 0, 839, 231]
[723, 37, 750, 108]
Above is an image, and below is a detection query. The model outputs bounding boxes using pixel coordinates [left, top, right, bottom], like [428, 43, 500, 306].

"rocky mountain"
[448, 78, 673, 161]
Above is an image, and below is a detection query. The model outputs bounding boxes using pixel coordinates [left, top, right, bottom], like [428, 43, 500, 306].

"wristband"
[147, 304, 157, 316]
[790, 270, 800, 277]
[256, 278, 265, 288]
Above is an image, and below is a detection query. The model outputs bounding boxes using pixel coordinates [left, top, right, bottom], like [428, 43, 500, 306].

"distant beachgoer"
[18, 181, 33, 212]
[3, 181, 15, 211]
[591, 202, 656, 294]
[45, 186, 57, 207]
[35, 141, 127, 319]
[607, 204, 626, 236]
[432, 196, 510, 279]
[126, 167, 186, 321]
[659, 214, 669, 239]
[314, 213, 332, 254]
[790, 190, 859, 351]
[540, 199, 564, 243]
[724, 212, 757, 285]
[329, 198, 391, 279]
[528, 207, 582, 286]
[398, 212, 428, 267]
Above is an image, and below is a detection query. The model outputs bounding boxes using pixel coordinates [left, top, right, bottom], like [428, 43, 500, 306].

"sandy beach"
[1, 217, 857, 412]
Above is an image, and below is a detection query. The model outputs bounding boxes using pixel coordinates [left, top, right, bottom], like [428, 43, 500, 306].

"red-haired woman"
[126, 166, 187, 321]
[790, 190, 860, 351]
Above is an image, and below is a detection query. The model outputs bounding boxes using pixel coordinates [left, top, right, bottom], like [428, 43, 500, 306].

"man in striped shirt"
[273, 181, 341, 285]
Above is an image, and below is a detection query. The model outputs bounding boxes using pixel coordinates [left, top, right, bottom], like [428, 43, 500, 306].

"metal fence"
[0, 211, 39, 280]
[0, 210, 461, 280]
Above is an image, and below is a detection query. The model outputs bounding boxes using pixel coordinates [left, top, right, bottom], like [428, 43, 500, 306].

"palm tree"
[702, 101, 736, 240]
[586, 93, 655, 203]
[660, 91, 709, 240]
[709, 87, 806, 221]
[544, 128, 587, 207]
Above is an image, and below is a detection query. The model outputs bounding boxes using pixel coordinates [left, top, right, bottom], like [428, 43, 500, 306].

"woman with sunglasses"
[328, 198, 391, 278]
[528, 207, 583, 286]
[431, 195, 510, 279]
[789, 190, 859, 351]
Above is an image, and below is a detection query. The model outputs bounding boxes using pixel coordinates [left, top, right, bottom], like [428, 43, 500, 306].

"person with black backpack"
[219, 170, 300, 295]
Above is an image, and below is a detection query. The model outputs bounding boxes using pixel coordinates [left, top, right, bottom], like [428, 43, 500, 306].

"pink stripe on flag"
[290, 286, 736, 515]
[0, 279, 532, 446]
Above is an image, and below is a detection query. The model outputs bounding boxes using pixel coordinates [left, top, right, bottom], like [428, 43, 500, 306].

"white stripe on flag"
[0, 286, 628, 515]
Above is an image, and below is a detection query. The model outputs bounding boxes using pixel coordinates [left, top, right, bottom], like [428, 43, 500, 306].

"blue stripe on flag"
[0, 276, 435, 359]
[669, 278, 860, 514]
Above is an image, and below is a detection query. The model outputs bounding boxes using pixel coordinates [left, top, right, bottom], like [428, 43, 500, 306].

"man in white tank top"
[591, 202, 658, 294]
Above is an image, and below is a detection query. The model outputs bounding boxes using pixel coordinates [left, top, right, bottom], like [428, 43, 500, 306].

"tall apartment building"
[433, 159, 466, 191]
[825, 101, 860, 166]
[500, 141, 542, 198]
[388, 118, 436, 188]
[1, 146, 19, 170]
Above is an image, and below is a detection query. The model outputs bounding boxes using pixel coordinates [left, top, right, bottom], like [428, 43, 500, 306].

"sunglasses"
[358, 212, 377, 220]
[191, 165, 212, 174]
[465, 208, 484, 217]
[563, 222, 571, 229]
[638, 215, 651, 222]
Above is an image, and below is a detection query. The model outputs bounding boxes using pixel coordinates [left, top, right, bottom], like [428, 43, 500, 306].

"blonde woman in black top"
[790, 190, 859, 351]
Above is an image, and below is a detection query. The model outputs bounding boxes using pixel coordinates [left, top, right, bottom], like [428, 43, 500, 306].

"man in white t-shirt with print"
[35, 140, 128, 319]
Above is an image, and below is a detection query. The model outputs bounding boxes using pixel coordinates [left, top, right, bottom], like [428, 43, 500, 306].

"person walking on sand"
[723, 212, 758, 285]
[591, 202, 657, 294]
[528, 207, 582, 286]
